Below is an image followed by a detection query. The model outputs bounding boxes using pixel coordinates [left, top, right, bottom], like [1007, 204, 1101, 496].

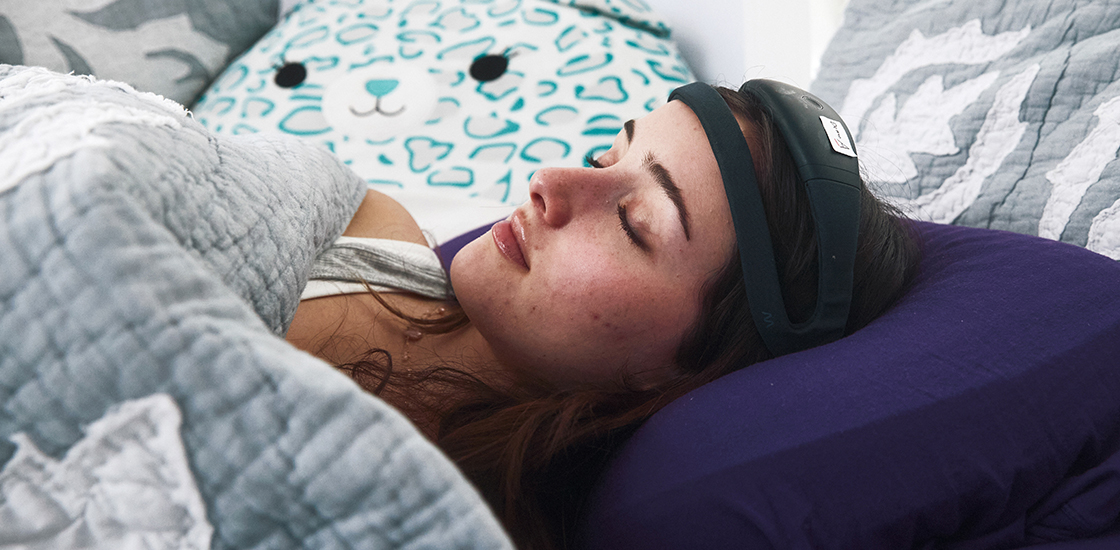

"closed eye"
[617, 204, 649, 251]
[588, 154, 646, 250]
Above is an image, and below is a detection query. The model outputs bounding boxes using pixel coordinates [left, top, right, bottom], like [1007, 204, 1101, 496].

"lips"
[492, 215, 528, 270]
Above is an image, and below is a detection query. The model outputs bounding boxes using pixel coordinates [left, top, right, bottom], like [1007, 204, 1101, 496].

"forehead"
[638, 100, 735, 247]
[637, 100, 719, 185]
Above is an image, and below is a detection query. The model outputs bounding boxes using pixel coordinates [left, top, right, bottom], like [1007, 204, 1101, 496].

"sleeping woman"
[286, 81, 922, 550]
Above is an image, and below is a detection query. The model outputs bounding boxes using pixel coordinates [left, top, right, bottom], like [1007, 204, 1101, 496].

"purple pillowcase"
[436, 222, 495, 274]
[579, 222, 1120, 549]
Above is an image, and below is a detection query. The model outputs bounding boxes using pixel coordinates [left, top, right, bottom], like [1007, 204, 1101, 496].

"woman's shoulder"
[285, 189, 435, 363]
[343, 189, 428, 246]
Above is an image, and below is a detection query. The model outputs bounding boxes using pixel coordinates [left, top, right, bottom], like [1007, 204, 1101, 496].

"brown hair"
[338, 86, 921, 550]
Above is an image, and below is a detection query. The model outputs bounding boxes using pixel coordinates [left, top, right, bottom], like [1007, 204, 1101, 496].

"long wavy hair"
[337, 86, 922, 550]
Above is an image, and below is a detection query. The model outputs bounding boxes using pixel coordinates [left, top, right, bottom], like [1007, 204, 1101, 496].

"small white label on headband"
[820, 116, 857, 158]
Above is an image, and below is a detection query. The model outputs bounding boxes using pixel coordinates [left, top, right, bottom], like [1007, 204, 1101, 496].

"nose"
[529, 166, 613, 227]
[364, 79, 399, 98]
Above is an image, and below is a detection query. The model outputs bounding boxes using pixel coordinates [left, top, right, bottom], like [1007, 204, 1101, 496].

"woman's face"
[450, 100, 736, 388]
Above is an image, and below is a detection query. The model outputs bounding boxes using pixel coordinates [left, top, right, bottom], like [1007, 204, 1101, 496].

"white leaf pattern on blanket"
[0, 394, 212, 550]
[816, 0, 1120, 261]
[1041, 96, 1120, 241]
[896, 64, 1040, 223]
[841, 20, 1031, 139]
[1089, 198, 1120, 260]
[859, 71, 998, 183]
[6, 0, 229, 102]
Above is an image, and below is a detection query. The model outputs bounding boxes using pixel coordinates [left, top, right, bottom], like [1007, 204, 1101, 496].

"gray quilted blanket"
[0, 65, 511, 550]
[812, 0, 1120, 260]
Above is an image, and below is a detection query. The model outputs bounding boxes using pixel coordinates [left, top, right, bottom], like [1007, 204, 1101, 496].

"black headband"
[668, 80, 862, 357]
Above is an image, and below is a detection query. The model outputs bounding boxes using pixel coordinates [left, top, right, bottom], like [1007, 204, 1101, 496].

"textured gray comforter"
[0, 65, 511, 550]
[812, 0, 1120, 260]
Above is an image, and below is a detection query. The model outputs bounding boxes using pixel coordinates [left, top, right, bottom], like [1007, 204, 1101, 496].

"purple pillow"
[579, 222, 1120, 549]
[436, 222, 495, 274]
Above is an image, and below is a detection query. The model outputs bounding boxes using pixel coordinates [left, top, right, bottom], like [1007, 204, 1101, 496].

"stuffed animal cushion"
[191, 0, 693, 242]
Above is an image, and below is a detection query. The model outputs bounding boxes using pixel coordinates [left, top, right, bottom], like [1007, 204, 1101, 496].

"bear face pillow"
[191, 0, 693, 241]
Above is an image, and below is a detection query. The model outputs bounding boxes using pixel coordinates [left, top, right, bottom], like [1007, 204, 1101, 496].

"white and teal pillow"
[191, 0, 692, 241]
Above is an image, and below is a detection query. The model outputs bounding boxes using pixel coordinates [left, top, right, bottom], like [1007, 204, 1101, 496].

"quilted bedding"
[0, 64, 512, 549]
[811, 0, 1120, 260]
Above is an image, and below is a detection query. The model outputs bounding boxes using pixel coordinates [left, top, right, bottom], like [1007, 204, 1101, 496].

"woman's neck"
[395, 316, 498, 378]
[288, 290, 500, 384]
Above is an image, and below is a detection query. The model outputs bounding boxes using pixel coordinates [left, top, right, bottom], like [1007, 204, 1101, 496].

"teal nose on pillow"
[189, 0, 695, 243]
[365, 79, 399, 98]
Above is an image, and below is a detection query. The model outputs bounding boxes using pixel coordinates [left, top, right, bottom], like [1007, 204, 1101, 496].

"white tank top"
[300, 236, 452, 301]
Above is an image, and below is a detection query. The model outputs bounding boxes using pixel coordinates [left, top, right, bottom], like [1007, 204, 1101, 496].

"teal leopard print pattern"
[192, 0, 692, 236]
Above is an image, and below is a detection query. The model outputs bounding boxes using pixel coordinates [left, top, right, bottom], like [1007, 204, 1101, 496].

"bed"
[2, 0, 1120, 548]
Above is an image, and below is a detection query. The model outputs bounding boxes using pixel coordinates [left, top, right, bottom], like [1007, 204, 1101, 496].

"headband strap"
[669, 81, 861, 356]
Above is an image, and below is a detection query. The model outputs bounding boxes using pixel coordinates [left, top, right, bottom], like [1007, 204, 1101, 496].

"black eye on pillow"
[469, 53, 509, 82]
[274, 62, 308, 88]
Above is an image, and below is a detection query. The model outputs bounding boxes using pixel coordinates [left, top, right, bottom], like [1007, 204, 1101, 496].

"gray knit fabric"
[308, 237, 454, 300]
[0, 65, 511, 550]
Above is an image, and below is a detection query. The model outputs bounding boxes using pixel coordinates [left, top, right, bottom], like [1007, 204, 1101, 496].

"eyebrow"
[625, 118, 692, 241]
[643, 151, 692, 241]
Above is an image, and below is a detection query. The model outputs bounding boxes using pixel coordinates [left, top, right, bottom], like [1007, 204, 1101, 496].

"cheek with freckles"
[452, 225, 705, 384]
[533, 262, 695, 359]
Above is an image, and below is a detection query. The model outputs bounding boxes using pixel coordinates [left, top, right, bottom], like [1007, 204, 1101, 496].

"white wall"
[642, 0, 746, 86]
[643, 0, 850, 89]
[807, 0, 851, 81]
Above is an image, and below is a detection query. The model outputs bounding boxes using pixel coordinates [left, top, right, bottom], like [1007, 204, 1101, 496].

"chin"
[448, 230, 490, 288]
[449, 231, 506, 326]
